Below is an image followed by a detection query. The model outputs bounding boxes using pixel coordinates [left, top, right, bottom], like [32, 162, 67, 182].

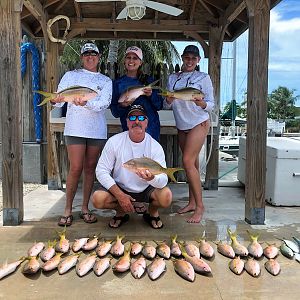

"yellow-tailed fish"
[214, 241, 235, 258]
[147, 257, 166, 280]
[264, 259, 281, 276]
[0, 257, 25, 280]
[76, 252, 97, 277]
[244, 257, 260, 277]
[130, 257, 146, 279]
[229, 256, 244, 275]
[170, 234, 181, 257]
[112, 245, 131, 273]
[196, 231, 215, 258]
[58, 252, 81, 275]
[159, 87, 205, 101]
[27, 241, 45, 257]
[82, 234, 100, 251]
[96, 239, 113, 257]
[131, 241, 144, 256]
[40, 240, 56, 262]
[110, 235, 125, 257]
[55, 227, 70, 253]
[180, 245, 212, 274]
[227, 228, 248, 257]
[179, 241, 200, 259]
[72, 237, 89, 253]
[263, 242, 279, 259]
[173, 259, 195, 282]
[246, 230, 263, 259]
[22, 256, 40, 274]
[35, 85, 98, 106]
[142, 242, 156, 260]
[93, 257, 111, 276]
[118, 80, 160, 104]
[123, 157, 184, 183]
[154, 240, 171, 259]
[41, 252, 63, 272]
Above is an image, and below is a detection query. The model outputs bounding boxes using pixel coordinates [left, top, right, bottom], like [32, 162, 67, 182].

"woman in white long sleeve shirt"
[166, 45, 214, 223]
[51, 43, 112, 226]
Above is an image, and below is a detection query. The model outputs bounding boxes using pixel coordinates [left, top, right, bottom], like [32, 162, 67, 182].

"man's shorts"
[99, 185, 155, 203]
[65, 135, 106, 147]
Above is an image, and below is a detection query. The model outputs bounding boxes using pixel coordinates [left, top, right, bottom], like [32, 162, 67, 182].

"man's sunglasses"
[128, 115, 147, 121]
[82, 51, 98, 57]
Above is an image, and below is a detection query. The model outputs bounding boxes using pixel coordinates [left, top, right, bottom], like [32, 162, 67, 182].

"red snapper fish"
[118, 80, 160, 104]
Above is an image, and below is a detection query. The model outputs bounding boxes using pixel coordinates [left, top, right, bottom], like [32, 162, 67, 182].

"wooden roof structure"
[1, 0, 282, 226]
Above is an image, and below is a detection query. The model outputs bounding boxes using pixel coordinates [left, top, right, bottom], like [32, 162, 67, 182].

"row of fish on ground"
[1, 228, 300, 282]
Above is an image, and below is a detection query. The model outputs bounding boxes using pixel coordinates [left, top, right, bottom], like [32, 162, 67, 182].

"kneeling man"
[92, 104, 172, 229]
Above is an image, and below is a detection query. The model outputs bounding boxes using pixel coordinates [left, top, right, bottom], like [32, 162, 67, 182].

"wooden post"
[0, 0, 23, 225]
[244, 0, 270, 224]
[45, 23, 62, 189]
[204, 25, 222, 190]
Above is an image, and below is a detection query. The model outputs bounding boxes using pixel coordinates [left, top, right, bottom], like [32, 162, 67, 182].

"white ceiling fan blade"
[116, 7, 128, 19]
[145, 1, 183, 16]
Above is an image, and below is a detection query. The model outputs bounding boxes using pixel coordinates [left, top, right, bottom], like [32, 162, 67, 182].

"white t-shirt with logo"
[167, 70, 214, 130]
[56, 69, 112, 139]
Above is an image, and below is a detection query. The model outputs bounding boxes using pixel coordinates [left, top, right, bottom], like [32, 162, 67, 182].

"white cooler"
[238, 137, 300, 206]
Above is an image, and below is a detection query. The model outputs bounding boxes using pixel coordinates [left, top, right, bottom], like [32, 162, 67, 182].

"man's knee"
[155, 187, 172, 208]
[92, 190, 110, 209]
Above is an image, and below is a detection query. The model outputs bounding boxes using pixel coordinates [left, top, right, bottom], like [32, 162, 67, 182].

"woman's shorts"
[65, 135, 106, 147]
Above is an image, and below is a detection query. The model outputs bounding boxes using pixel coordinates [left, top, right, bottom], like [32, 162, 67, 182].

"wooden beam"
[22, 22, 36, 39]
[220, 0, 246, 28]
[68, 18, 209, 32]
[74, 0, 82, 21]
[183, 31, 209, 58]
[0, 0, 23, 225]
[43, 0, 61, 9]
[54, 0, 68, 13]
[66, 28, 86, 40]
[204, 24, 223, 190]
[45, 22, 62, 190]
[198, 0, 218, 18]
[189, 0, 197, 23]
[23, 0, 48, 49]
[244, 0, 270, 225]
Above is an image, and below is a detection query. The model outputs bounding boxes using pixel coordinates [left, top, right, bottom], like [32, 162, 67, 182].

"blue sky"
[173, 0, 300, 108]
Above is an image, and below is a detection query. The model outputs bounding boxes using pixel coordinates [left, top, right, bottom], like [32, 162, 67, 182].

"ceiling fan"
[75, 0, 184, 20]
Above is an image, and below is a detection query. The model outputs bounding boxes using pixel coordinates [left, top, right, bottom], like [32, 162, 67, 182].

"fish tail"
[148, 79, 160, 87]
[34, 90, 56, 106]
[158, 89, 169, 97]
[165, 168, 185, 183]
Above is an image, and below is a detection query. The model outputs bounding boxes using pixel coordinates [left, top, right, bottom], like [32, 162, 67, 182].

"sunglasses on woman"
[128, 115, 147, 121]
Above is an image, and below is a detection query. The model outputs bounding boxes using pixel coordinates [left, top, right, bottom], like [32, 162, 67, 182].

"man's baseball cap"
[125, 46, 143, 60]
[182, 45, 200, 57]
[127, 104, 147, 117]
[81, 42, 100, 55]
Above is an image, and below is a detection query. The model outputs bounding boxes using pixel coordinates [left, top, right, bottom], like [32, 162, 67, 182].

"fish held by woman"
[34, 86, 98, 106]
[159, 87, 205, 101]
[123, 157, 184, 183]
[118, 79, 160, 104]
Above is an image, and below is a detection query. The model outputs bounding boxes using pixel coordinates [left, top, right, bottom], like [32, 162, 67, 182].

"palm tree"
[267, 86, 298, 121]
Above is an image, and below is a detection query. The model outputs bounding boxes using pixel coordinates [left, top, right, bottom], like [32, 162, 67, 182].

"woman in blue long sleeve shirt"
[110, 46, 163, 141]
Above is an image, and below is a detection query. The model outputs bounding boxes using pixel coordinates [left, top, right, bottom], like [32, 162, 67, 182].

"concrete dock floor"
[1, 183, 300, 300]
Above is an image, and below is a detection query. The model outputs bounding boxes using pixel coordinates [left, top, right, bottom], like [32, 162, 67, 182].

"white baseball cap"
[125, 46, 143, 60]
[80, 42, 100, 55]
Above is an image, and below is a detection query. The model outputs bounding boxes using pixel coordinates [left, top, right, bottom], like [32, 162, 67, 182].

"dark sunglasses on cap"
[82, 51, 98, 57]
[128, 115, 147, 121]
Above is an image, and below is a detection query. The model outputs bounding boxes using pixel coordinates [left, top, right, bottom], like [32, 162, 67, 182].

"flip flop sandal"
[143, 213, 164, 229]
[79, 212, 97, 224]
[133, 203, 147, 214]
[108, 214, 130, 228]
[58, 215, 73, 227]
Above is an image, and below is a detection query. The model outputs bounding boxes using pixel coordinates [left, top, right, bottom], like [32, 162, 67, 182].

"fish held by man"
[123, 157, 184, 183]
[34, 86, 98, 106]
[118, 80, 160, 104]
[159, 87, 205, 101]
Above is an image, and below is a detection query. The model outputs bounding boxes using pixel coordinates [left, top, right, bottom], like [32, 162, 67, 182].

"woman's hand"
[193, 96, 207, 109]
[73, 96, 87, 106]
[143, 87, 152, 97]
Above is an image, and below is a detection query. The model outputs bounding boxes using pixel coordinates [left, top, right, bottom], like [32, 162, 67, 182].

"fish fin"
[34, 90, 56, 106]
[147, 79, 160, 87]
[165, 167, 185, 183]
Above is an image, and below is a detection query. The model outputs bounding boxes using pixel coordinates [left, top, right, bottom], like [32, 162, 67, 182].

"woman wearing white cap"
[166, 45, 215, 223]
[110, 46, 163, 141]
[50, 42, 112, 226]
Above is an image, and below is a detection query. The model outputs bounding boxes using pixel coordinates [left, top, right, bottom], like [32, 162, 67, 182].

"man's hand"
[73, 96, 87, 106]
[143, 87, 152, 97]
[166, 95, 175, 104]
[136, 169, 155, 181]
[50, 94, 65, 104]
[116, 193, 136, 213]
